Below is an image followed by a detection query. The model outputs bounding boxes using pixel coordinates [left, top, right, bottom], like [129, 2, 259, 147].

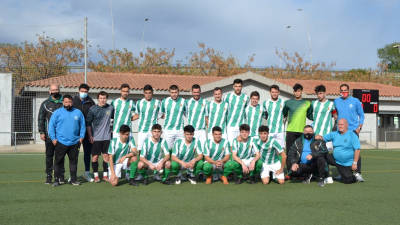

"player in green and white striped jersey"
[132, 85, 162, 151]
[205, 87, 228, 140]
[245, 91, 264, 137]
[108, 125, 138, 187]
[225, 124, 261, 184]
[253, 125, 287, 185]
[161, 85, 186, 149]
[111, 84, 135, 139]
[203, 126, 231, 184]
[263, 85, 286, 148]
[171, 125, 204, 184]
[224, 79, 250, 144]
[186, 84, 208, 145]
[308, 85, 337, 150]
[138, 124, 171, 185]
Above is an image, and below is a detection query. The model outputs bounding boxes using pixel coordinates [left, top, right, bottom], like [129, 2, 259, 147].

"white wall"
[0, 73, 12, 145]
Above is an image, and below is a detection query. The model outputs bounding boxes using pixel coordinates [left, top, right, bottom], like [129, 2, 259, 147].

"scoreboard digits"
[352, 89, 379, 114]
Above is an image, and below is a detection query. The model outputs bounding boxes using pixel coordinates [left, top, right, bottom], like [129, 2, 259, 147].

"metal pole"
[385, 130, 387, 149]
[14, 132, 17, 152]
[84, 17, 88, 83]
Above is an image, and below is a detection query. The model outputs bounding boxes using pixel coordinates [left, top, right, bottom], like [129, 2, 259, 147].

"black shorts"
[92, 140, 110, 155]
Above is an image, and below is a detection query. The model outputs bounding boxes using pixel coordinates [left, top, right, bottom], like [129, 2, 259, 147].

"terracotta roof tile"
[276, 79, 400, 97]
[25, 72, 224, 91]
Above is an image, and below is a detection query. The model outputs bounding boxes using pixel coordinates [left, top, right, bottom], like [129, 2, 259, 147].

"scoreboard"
[352, 89, 379, 113]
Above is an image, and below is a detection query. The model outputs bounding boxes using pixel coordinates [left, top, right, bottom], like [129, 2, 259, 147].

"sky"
[1, 0, 399, 70]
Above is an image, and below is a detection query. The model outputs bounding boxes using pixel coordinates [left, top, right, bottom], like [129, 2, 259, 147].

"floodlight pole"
[84, 17, 88, 84]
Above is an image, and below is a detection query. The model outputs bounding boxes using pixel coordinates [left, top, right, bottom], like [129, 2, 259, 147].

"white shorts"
[163, 129, 184, 149]
[194, 129, 207, 145]
[269, 132, 285, 149]
[109, 158, 129, 178]
[148, 161, 163, 170]
[207, 132, 227, 140]
[326, 141, 333, 152]
[226, 127, 240, 144]
[241, 157, 255, 167]
[138, 131, 152, 151]
[261, 161, 284, 180]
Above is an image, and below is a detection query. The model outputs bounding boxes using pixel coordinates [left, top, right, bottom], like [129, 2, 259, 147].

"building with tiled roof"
[3, 71, 400, 148]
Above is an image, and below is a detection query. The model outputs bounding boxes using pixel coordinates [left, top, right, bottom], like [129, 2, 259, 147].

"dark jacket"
[72, 95, 95, 119]
[38, 95, 64, 139]
[288, 135, 328, 166]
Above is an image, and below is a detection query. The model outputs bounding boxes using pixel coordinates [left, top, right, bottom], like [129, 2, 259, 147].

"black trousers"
[45, 139, 64, 176]
[82, 137, 92, 172]
[285, 132, 302, 169]
[291, 155, 327, 180]
[54, 142, 80, 182]
[326, 153, 356, 184]
[353, 130, 362, 174]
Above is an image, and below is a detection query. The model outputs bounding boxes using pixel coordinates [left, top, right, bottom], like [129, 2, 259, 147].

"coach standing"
[49, 95, 86, 186]
[334, 84, 364, 182]
[72, 83, 95, 182]
[38, 84, 64, 184]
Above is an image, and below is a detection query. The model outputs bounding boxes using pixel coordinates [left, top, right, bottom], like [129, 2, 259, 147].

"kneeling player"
[138, 124, 171, 185]
[254, 126, 286, 185]
[108, 125, 138, 187]
[225, 124, 261, 184]
[203, 126, 231, 184]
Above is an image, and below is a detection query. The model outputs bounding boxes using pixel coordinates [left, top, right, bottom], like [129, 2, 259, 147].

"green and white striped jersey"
[108, 137, 136, 164]
[263, 98, 285, 133]
[224, 92, 249, 128]
[186, 98, 208, 130]
[310, 100, 335, 136]
[140, 138, 170, 164]
[245, 104, 264, 137]
[203, 138, 230, 161]
[172, 138, 203, 162]
[161, 97, 186, 131]
[205, 100, 228, 133]
[253, 137, 283, 164]
[135, 98, 161, 132]
[232, 137, 258, 160]
[111, 98, 135, 135]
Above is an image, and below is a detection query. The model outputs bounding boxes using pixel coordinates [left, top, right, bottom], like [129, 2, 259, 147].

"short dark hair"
[192, 84, 201, 90]
[184, 125, 195, 133]
[233, 79, 243, 85]
[212, 126, 222, 133]
[63, 95, 73, 101]
[79, 83, 90, 91]
[314, 85, 326, 93]
[304, 125, 313, 130]
[97, 91, 109, 98]
[151, 124, 162, 131]
[293, 83, 303, 91]
[270, 84, 280, 91]
[250, 91, 260, 98]
[213, 87, 222, 93]
[120, 83, 130, 90]
[119, 125, 131, 133]
[258, 125, 269, 133]
[169, 85, 179, 91]
[340, 84, 350, 90]
[239, 124, 250, 131]
[143, 84, 153, 92]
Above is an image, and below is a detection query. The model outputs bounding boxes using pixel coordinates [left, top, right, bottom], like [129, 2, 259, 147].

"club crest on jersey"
[349, 104, 353, 108]
[74, 116, 79, 120]
[106, 111, 110, 115]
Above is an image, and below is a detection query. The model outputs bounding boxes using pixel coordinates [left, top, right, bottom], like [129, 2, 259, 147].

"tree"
[0, 33, 84, 90]
[377, 42, 400, 72]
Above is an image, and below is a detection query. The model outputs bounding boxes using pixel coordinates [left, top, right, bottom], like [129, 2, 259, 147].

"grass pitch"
[1, 150, 400, 225]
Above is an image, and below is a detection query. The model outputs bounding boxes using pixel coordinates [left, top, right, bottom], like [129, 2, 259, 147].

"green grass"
[1, 150, 400, 225]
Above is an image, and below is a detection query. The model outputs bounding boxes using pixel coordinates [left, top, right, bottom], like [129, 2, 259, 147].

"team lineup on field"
[40, 78, 365, 187]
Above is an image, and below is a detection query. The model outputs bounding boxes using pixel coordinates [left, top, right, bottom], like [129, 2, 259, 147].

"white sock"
[103, 172, 108, 177]
[94, 172, 99, 178]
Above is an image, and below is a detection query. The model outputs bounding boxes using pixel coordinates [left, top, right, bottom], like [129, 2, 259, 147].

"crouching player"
[203, 126, 231, 184]
[108, 125, 138, 186]
[171, 125, 204, 185]
[137, 124, 171, 185]
[225, 124, 261, 184]
[253, 126, 287, 185]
